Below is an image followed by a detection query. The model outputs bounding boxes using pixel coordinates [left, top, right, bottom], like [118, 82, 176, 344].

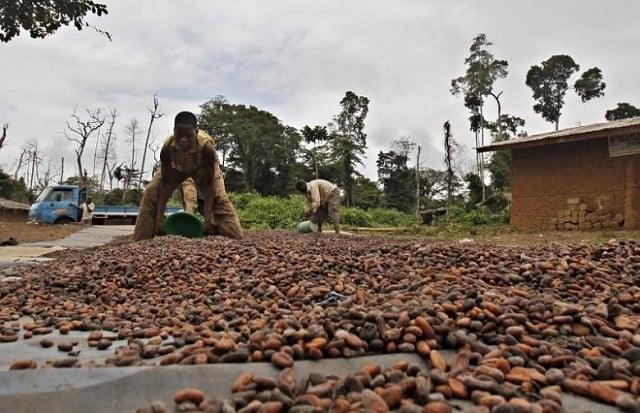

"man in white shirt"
[81, 197, 95, 224]
[295, 179, 341, 234]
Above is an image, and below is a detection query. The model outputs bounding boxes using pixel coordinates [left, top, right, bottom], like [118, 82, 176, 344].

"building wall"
[510, 138, 640, 230]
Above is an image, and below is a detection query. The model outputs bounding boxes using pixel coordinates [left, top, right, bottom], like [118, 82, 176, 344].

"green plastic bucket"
[164, 212, 204, 238]
[297, 220, 319, 233]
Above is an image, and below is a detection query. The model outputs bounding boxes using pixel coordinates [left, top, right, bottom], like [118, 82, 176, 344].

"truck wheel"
[54, 217, 74, 225]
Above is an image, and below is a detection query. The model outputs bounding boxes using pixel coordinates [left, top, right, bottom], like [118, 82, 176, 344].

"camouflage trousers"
[133, 166, 243, 241]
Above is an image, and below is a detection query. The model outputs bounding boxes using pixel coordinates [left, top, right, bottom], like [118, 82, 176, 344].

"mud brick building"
[0, 198, 29, 222]
[477, 117, 640, 230]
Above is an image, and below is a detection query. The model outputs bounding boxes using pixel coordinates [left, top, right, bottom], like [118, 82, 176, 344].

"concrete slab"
[0, 245, 64, 258]
[23, 225, 133, 249]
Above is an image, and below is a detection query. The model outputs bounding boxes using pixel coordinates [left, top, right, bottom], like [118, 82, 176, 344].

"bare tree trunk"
[479, 106, 486, 202]
[92, 126, 101, 178]
[100, 109, 117, 189]
[29, 148, 37, 191]
[139, 95, 163, 187]
[444, 122, 454, 212]
[14, 149, 25, 180]
[0, 123, 7, 152]
[65, 108, 105, 186]
[415, 145, 421, 219]
[60, 158, 64, 183]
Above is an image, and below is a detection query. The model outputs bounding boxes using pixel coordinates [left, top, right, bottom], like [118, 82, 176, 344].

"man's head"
[86, 197, 92, 203]
[295, 180, 307, 193]
[174, 111, 198, 151]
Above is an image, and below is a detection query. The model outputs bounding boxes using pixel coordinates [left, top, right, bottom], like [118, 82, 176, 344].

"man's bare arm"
[155, 145, 174, 233]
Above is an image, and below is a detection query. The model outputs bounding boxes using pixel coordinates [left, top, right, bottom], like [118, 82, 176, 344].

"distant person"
[133, 111, 242, 240]
[81, 197, 95, 224]
[295, 179, 341, 234]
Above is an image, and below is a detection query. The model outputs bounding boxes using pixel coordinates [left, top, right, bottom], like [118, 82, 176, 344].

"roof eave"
[477, 124, 640, 153]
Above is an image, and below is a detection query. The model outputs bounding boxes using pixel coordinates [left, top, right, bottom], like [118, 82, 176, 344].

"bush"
[368, 208, 416, 227]
[340, 207, 372, 227]
[229, 192, 305, 229]
[220, 193, 421, 230]
[439, 205, 510, 230]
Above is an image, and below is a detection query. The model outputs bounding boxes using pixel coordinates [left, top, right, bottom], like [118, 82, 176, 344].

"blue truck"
[28, 184, 181, 225]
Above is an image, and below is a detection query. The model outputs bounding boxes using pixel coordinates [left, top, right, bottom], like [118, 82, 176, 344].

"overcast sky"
[1, 0, 639, 187]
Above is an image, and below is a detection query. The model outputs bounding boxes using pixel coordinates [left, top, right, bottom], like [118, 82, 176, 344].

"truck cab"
[29, 185, 87, 224]
[29, 184, 182, 225]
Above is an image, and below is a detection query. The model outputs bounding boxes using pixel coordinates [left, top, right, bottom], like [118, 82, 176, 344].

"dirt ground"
[0, 215, 85, 243]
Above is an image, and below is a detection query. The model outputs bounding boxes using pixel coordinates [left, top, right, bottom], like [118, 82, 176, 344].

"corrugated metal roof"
[477, 116, 640, 152]
[0, 198, 30, 211]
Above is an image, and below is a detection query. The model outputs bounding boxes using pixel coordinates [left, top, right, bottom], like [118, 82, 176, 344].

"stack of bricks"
[551, 197, 624, 230]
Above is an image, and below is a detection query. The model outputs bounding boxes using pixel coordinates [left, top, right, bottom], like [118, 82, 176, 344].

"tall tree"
[301, 125, 329, 180]
[377, 138, 416, 213]
[0, 0, 109, 42]
[574, 67, 606, 102]
[605, 103, 640, 121]
[138, 95, 163, 187]
[198, 97, 302, 196]
[451, 34, 509, 201]
[330, 91, 370, 207]
[418, 168, 450, 209]
[464, 173, 484, 208]
[485, 114, 526, 192]
[351, 176, 382, 210]
[443, 121, 455, 210]
[125, 119, 141, 176]
[526, 55, 605, 130]
[64, 108, 105, 185]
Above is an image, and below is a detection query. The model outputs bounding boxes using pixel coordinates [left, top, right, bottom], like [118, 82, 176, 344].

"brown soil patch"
[0, 218, 85, 243]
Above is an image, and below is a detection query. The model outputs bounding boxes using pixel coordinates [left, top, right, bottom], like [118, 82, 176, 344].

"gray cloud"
[1, 0, 638, 187]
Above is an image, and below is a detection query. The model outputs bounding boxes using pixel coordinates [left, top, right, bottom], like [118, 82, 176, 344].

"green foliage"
[377, 142, 416, 213]
[488, 151, 511, 192]
[301, 125, 331, 179]
[574, 67, 606, 103]
[340, 207, 373, 227]
[0, 169, 34, 203]
[0, 0, 109, 42]
[351, 176, 382, 210]
[451, 34, 509, 132]
[223, 192, 417, 230]
[605, 103, 640, 121]
[526, 55, 580, 128]
[228, 192, 304, 229]
[98, 188, 143, 206]
[368, 208, 415, 227]
[330, 91, 370, 206]
[526, 56, 605, 130]
[434, 206, 510, 235]
[198, 96, 302, 197]
[464, 173, 483, 208]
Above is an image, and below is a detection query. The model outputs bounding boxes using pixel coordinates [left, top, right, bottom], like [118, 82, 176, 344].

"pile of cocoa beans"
[2, 232, 640, 412]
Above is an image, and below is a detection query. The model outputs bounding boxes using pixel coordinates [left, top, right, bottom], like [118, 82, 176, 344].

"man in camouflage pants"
[133, 111, 243, 240]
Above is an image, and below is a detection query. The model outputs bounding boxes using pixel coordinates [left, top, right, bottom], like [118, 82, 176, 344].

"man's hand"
[203, 220, 218, 236]
[304, 211, 312, 220]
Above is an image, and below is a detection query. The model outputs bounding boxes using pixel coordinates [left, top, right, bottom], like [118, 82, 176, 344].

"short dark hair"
[174, 111, 197, 127]
[295, 180, 307, 192]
